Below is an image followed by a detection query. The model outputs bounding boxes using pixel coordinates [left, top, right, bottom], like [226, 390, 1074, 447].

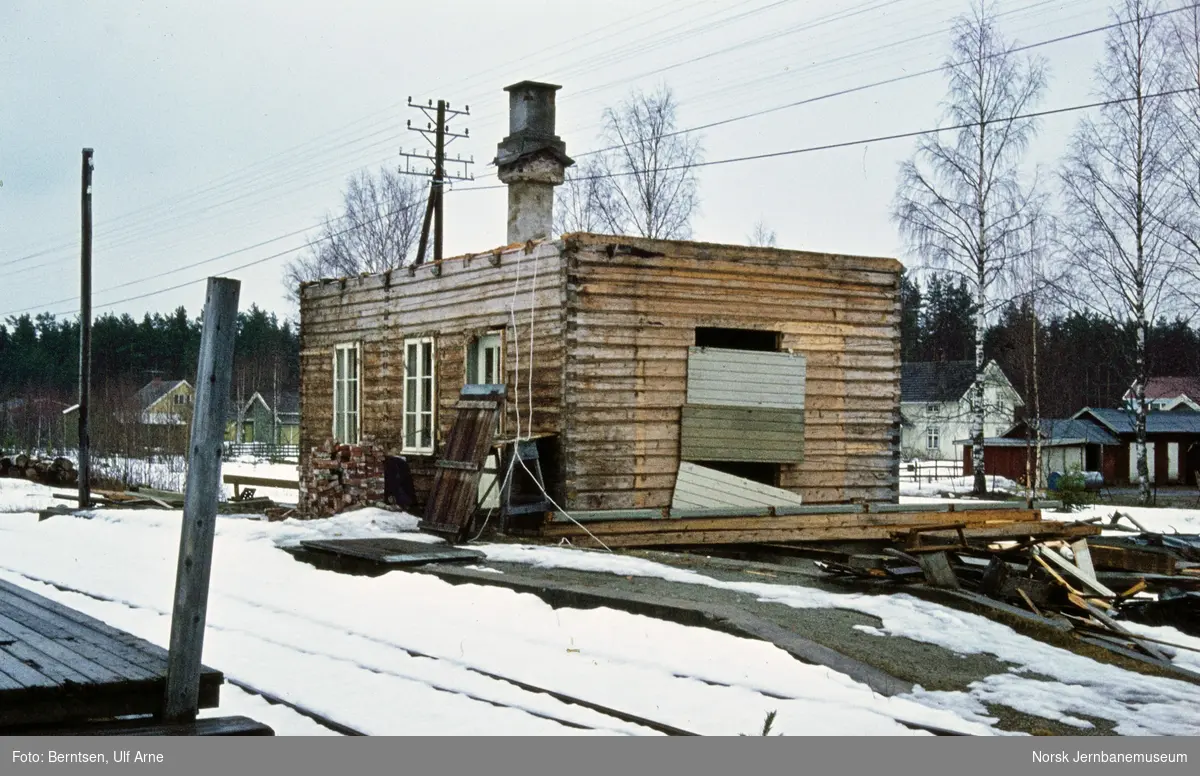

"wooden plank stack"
[541, 502, 1078, 550]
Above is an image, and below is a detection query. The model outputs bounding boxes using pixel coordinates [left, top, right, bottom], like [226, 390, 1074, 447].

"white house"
[900, 360, 1023, 461]
[1122, 376, 1200, 412]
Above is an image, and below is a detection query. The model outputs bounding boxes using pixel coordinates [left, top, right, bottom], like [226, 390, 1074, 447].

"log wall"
[561, 234, 903, 509]
[298, 243, 567, 514]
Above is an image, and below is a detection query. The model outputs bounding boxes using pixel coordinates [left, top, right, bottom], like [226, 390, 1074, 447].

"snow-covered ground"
[3, 477, 1199, 736]
[899, 475, 1023, 498]
[0, 479, 985, 737]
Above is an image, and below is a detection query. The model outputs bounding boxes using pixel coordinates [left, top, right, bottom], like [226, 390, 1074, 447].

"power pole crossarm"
[399, 97, 473, 266]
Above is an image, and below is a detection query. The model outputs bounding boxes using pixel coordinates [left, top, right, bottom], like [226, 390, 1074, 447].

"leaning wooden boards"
[419, 384, 507, 542]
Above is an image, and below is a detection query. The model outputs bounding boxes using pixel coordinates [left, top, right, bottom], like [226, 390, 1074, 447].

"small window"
[695, 327, 779, 352]
[333, 343, 361, 444]
[926, 427, 940, 451]
[403, 337, 436, 453]
[467, 332, 503, 385]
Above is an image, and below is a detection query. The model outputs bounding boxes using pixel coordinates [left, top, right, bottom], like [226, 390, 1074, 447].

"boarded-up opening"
[695, 327, 779, 352]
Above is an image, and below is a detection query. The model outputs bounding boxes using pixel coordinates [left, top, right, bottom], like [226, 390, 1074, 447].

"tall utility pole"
[399, 98, 473, 265]
[78, 148, 94, 510]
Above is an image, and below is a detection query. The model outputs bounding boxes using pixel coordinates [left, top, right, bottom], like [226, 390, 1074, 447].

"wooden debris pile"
[44, 485, 296, 521]
[817, 508, 1200, 664]
[300, 437, 387, 518]
[0, 454, 77, 485]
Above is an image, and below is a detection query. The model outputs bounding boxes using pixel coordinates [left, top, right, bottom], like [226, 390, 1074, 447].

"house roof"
[1073, 407, 1200, 436]
[1124, 376, 1200, 401]
[276, 392, 299, 416]
[900, 361, 978, 403]
[135, 379, 188, 411]
[1002, 418, 1121, 446]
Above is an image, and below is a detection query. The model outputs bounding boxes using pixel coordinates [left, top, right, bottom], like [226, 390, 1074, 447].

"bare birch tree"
[892, 1, 1048, 496]
[553, 157, 611, 235]
[747, 219, 778, 247]
[1011, 198, 1061, 500]
[1168, 3, 1200, 286]
[589, 85, 703, 239]
[284, 166, 425, 301]
[1059, 0, 1182, 506]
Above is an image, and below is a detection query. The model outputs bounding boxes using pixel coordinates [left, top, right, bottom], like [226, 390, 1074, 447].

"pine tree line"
[900, 270, 1200, 419]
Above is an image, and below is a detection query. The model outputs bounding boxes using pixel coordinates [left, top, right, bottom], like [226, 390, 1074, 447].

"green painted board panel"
[680, 404, 805, 463]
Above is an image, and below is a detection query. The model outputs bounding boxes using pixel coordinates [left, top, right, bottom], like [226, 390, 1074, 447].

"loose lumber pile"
[539, 502, 1080, 550]
[0, 454, 77, 485]
[816, 508, 1200, 664]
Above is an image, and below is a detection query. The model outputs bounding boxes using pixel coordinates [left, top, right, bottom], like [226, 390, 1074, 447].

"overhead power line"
[0, 0, 1109, 273]
[0, 0, 1051, 270]
[6, 85, 1194, 321]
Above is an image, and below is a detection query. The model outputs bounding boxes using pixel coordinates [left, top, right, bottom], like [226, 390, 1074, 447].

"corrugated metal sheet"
[686, 347, 806, 409]
[671, 462, 805, 509]
[680, 404, 806, 463]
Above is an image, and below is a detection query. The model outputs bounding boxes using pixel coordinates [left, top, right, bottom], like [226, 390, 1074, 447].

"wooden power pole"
[400, 98, 473, 265]
[163, 277, 240, 722]
[78, 148, 93, 510]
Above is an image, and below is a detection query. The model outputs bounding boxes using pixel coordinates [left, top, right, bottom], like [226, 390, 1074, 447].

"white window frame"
[466, 330, 505, 436]
[403, 337, 437, 454]
[466, 331, 504, 386]
[926, 427, 940, 451]
[332, 342, 361, 444]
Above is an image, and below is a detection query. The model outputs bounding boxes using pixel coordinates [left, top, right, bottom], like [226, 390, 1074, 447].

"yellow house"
[135, 378, 194, 425]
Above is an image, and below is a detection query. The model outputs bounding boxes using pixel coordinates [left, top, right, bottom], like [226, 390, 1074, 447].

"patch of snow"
[0, 507, 985, 736]
[1060, 504, 1200, 536]
[899, 476, 1022, 498]
[0, 477, 59, 512]
[477, 542, 1200, 736]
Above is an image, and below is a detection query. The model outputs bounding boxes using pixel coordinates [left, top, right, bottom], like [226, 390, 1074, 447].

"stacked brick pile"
[300, 436, 387, 517]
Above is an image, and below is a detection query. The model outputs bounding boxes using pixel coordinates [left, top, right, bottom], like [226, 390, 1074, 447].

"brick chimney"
[494, 81, 574, 244]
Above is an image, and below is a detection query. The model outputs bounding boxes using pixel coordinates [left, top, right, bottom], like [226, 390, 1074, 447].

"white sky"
[0, 0, 1115, 323]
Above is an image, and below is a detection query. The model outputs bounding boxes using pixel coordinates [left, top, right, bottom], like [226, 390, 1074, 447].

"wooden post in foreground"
[163, 277, 240, 721]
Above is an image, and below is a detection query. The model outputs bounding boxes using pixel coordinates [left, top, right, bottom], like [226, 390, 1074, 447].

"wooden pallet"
[0, 578, 223, 730]
[300, 538, 485, 566]
[15, 715, 274, 736]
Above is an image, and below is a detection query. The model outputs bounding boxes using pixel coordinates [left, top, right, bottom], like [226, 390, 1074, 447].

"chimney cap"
[503, 80, 562, 93]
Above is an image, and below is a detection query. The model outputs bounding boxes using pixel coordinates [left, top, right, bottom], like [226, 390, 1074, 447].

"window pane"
[407, 343, 417, 377]
[422, 342, 433, 376]
[421, 376, 432, 413]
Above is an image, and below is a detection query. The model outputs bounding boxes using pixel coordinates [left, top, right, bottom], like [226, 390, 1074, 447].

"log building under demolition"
[297, 81, 903, 519]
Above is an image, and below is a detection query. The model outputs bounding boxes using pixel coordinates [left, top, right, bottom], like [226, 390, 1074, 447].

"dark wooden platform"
[11, 714, 274, 736]
[0, 578, 223, 730]
[300, 537, 485, 566]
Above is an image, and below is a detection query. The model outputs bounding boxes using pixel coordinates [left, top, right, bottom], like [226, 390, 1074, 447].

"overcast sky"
[1, 0, 1117, 324]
